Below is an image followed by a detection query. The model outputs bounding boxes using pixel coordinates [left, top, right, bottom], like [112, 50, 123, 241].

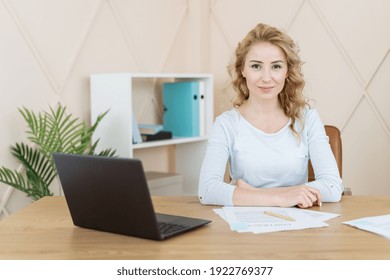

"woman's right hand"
[233, 179, 322, 208]
[272, 185, 322, 208]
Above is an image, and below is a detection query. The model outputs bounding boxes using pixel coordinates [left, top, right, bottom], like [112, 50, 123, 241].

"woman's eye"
[272, 64, 282, 69]
[251, 64, 261, 69]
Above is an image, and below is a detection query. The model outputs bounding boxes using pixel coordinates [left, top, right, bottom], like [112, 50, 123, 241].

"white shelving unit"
[90, 73, 213, 195]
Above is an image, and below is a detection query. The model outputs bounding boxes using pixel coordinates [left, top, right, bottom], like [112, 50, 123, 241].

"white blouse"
[198, 108, 343, 206]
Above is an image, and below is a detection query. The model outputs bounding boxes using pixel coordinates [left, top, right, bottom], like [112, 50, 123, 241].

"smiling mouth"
[259, 86, 274, 92]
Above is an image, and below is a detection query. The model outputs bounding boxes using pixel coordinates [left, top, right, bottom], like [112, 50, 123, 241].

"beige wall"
[1, 0, 389, 217]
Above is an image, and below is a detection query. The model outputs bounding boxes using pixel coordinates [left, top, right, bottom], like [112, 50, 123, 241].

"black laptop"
[52, 153, 211, 240]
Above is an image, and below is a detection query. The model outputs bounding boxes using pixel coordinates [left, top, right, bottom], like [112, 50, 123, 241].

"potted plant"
[0, 104, 116, 200]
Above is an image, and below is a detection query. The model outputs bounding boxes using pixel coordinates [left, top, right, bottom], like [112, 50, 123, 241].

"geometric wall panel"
[367, 52, 390, 132]
[342, 99, 390, 195]
[211, 0, 303, 45]
[314, 0, 390, 84]
[6, 0, 102, 92]
[60, 1, 142, 120]
[0, 2, 57, 160]
[289, 1, 366, 127]
[112, 0, 188, 72]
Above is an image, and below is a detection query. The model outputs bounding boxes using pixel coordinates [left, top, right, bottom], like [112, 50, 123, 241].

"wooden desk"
[0, 196, 390, 260]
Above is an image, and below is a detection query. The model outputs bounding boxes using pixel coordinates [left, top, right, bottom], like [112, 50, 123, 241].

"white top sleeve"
[198, 108, 343, 206]
[303, 109, 344, 202]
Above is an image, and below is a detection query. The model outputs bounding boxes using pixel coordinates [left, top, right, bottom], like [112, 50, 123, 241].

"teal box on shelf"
[162, 81, 204, 137]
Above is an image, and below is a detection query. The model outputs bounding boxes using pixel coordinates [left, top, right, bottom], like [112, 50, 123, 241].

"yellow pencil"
[264, 211, 295, 221]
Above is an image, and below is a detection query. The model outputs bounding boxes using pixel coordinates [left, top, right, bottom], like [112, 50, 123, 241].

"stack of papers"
[214, 206, 340, 234]
[343, 214, 390, 238]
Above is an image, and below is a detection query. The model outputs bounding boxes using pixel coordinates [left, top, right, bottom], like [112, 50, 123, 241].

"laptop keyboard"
[158, 222, 190, 235]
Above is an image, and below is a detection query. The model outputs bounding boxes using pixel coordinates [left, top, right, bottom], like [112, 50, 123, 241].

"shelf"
[145, 171, 183, 195]
[133, 136, 208, 149]
[90, 72, 213, 195]
[95, 72, 212, 79]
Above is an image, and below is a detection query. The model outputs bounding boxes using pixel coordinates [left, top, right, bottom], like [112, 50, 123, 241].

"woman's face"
[241, 42, 288, 102]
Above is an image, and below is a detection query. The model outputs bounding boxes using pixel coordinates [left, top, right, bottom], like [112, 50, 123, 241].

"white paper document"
[213, 206, 340, 234]
[342, 214, 390, 238]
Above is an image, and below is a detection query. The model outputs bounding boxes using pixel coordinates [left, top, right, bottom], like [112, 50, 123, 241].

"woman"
[198, 23, 343, 208]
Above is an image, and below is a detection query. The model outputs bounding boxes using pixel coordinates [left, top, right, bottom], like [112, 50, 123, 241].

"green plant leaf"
[1, 104, 116, 200]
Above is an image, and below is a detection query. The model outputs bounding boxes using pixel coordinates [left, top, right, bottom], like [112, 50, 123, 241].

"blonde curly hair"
[228, 23, 308, 136]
